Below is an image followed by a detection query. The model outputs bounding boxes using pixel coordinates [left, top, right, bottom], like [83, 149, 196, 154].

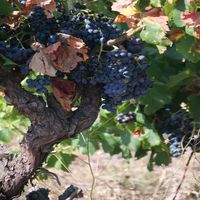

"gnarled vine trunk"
[0, 70, 101, 199]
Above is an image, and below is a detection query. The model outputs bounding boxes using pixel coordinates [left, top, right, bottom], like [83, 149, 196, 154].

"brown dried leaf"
[111, 0, 133, 13]
[114, 15, 128, 23]
[2, 11, 23, 28]
[52, 79, 76, 111]
[43, 33, 89, 73]
[29, 50, 57, 76]
[25, 0, 56, 18]
[180, 11, 200, 26]
[169, 29, 185, 41]
[180, 11, 200, 38]
[143, 8, 169, 33]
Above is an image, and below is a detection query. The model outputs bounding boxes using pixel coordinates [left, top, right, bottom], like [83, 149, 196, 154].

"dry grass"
[14, 148, 200, 200]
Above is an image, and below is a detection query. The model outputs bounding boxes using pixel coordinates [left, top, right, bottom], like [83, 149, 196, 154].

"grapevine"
[1, 0, 200, 199]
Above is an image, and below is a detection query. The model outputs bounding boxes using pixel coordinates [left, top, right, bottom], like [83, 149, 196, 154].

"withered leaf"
[52, 79, 76, 111]
[112, 0, 134, 13]
[29, 50, 57, 77]
[169, 29, 185, 41]
[44, 33, 89, 73]
[25, 0, 56, 18]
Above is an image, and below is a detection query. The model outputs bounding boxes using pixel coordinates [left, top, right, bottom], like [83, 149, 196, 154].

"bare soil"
[15, 149, 200, 200]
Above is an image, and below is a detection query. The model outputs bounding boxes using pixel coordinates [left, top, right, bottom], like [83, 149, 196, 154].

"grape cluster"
[26, 76, 51, 93]
[70, 48, 151, 111]
[70, 49, 151, 111]
[26, 188, 49, 200]
[0, 41, 34, 63]
[158, 109, 194, 157]
[0, 2, 151, 110]
[28, 7, 58, 44]
[117, 111, 136, 124]
[58, 4, 121, 49]
[123, 37, 143, 54]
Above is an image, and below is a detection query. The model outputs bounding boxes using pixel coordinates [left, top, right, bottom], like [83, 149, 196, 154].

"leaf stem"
[107, 26, 143, 46]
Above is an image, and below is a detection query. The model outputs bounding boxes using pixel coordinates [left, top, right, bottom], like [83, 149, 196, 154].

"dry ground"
[15, 148, 200, 200]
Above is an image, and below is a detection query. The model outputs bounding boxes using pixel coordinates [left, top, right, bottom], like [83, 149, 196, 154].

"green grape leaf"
[140, 19, 164, 45]
[139, 82, 172, 115]
[176, 36, 200, 63]
[163, 2, 174, 19]
[46, 153, 76, 171]
[175, 0, 190, 11]
[150, 0, 161, 7]
[188, 95, 200, 123]
[185, 26, 196, 37]
[143, 127, 161, 146]
[168, 70, 193, 88]
[173, 9, 186, 27]
[153, 146, 171, 166]
[136, 0, 150, 10]
[0, 128, 13, 143]
[0, 0, 14, 16]
[120, 131, 131, 146]
[100, 133, 121, 154]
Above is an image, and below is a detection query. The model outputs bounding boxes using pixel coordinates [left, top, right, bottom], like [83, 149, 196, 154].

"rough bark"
[0, 70, 101, 199]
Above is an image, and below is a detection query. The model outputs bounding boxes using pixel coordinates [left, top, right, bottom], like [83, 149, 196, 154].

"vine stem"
[106, 26, 143, 46]
[172, 151, 194, 200]
[86, 134, 96, 200]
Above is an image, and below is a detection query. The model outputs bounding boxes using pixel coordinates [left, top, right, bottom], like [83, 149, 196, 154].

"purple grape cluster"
[0, 41, 34, 63]
[58, 5, 121, 50]
[28, 7, 58, 44]
[123, 37, 143, 54]
[26, 76, 51, 94]
[117, 111, 136, 124]
[70, 49, 151, 112]
[158, 109, 194, 157]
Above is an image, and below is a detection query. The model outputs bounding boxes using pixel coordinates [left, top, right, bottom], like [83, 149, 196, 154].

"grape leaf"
[139, 82, 172, 115]
[168, 70, 193, 88]
[150, 0, 161, 7]
[169, 29, 185, 41]
[52, 79, 77, 111]
[111, 0, 134, 13]
[180, 11, 200, 26]
[46, 153, 76, 171]
[25, 0, 57, 18]
[29, 50, 57, 77]
[143, 127, 161, 146]
[173, 9, 186, 27]
[176, 35, 200, 63]
[30, 34, 88, 76]
[0, 0, 14, 16]
[44, 34, 88, 73]
[188, 95, 200, 123]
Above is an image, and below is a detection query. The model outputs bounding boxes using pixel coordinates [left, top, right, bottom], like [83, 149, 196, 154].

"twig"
[172, 151, 194, 200]
[151, 169, 166, 200]
[38, 167, 61, 186]
[107, 26, 143, 46]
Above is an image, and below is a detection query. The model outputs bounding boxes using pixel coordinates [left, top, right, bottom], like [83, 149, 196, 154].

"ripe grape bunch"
[0, 2, 151, 112]
[117, 111, 136, 124]
[158, 109, 195, 157]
